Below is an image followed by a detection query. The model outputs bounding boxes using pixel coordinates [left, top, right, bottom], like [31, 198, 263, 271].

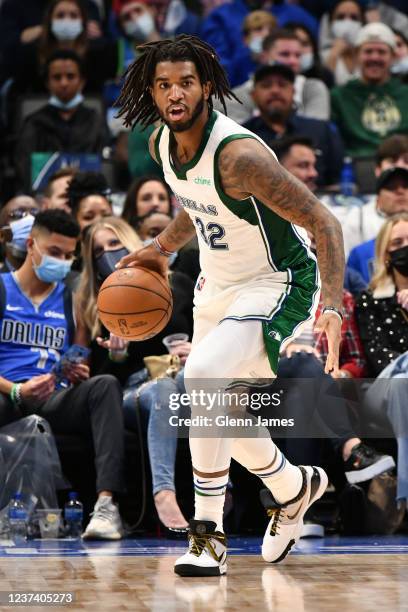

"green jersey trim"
[213, 134, 258, 208]
[154, 125, 164, 167]
[169, 110, 218, 180]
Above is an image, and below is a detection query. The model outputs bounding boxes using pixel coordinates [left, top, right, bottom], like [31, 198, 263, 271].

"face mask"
[248, 35, 264, 55]
[123, 13, 155, 39]
[96, 247, 129, 282]
[389, 245, 408, 277]
[7, 215, 36, 258]
[51, 18, 83, 41]
[391, 56, 408, 74]
[300, 52, 314, 72]
[32, 241, 73, 283]
[49, 92, 84, 111]
[331, 19, 361, 45]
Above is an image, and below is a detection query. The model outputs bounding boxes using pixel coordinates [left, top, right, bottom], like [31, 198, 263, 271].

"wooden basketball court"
[1, 536, 407, 611]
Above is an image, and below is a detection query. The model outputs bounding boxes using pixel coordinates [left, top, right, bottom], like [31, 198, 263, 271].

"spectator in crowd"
[76, 216, 194, 532]
[286, 22, 335, 89]
[135, 211, 173, 242]
[391, 29, 408, 81]
[121, 176, 172, 231]
[347, 167, 408, 282]
[200, 0, 318, 87]
[242, 64, 343, 187]
[144, 0, 201, 38]
[0, 0, 102, 83]
[330, 133, 408, 256]
[224, 29, 330, 123]
[15, 50, 109, 189]
[331, 23, 408, 158]
[356, 213, 408, 506]
[272, 135, 367, 295]
[0, 196, 39, 272]
[321, 0, 364, 86]
[0, 210, 125, 539]
[65, 171, 113, 232]
[41, 168, 77, 213]
[127, 123, 164, 181]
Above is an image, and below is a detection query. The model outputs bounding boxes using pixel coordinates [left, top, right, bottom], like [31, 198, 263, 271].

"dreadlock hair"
[116, 34, 240, 128]
[65, 171, 111, 215]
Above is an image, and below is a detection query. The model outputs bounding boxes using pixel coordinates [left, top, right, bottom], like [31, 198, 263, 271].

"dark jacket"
[15, 103, 109, 187]
[243, 113, 344, 187]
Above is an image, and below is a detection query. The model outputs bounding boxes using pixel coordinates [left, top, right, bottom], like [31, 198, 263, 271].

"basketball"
[97, 267, 173, 341]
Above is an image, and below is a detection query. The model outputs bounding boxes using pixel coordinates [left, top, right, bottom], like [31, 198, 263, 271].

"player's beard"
[161, 95, 205, 133]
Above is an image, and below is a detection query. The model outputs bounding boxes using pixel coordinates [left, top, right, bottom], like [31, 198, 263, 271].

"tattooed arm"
[218, 138, 345, 372]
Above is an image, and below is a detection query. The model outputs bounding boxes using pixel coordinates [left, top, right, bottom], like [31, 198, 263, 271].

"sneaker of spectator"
[347, 166, 408, 282]
[242, 64, 343, 188]
[66, 171, 113, 233]
[331, 23, 408, 158]
[343, 442, 395, 484]
[15, 49, 109, 189]
[222, 29, 330, 124]
[82, 495, 123, 540]
[40, 168, 77, 214]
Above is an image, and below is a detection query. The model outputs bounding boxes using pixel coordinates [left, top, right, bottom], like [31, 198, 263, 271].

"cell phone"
[52, 345, 90, 384]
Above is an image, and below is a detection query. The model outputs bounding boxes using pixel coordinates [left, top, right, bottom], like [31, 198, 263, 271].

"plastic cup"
[162, 333, 189, 353]
[37, 509, 61, 539]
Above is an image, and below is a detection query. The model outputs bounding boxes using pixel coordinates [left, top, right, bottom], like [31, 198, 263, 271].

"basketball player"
[116, 35, 345, 576]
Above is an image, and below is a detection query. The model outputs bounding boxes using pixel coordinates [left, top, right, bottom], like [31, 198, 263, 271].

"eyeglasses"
[8, 208, 39, 221]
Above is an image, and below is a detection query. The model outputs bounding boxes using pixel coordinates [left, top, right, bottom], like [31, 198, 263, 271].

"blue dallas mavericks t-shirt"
[0, 273, 74, 382]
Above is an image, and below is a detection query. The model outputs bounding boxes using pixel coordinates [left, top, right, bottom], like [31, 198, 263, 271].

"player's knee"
[184, 352, 220, 380]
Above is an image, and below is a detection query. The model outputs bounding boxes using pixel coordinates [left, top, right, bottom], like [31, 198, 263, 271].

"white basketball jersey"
[155, 110, 314, 289]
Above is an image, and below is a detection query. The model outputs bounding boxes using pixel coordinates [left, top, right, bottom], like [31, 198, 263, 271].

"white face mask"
[391, 55, 408, 74]
[248, 35, 264, 55]
[300, 51, 314, 72]
[51, 18, 83, 41]
[123, 13, 155, 39]
[331, 19, 362, 45]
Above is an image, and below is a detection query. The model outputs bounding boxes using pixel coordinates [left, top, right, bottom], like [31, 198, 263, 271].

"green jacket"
[331, 77, 408, 158]
[128, 123, 164, 180]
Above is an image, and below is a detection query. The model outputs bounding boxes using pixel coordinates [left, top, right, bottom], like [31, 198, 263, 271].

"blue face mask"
[32, 241, 73, 283]
[49, 92, 84, 111]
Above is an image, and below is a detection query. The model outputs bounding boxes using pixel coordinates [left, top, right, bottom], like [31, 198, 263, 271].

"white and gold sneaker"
[174, 520, 227, 577]
[261, 465, 328, 563]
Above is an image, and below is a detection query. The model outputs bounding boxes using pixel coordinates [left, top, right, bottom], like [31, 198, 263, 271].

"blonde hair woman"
[356, 212, 408, 506]
[75, 216, 194, 534]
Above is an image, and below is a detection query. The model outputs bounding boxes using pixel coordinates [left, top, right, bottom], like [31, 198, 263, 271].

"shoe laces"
[91, 502, 116, 524]
[189, 531, 226, 560]
[266, 507, 282, 536]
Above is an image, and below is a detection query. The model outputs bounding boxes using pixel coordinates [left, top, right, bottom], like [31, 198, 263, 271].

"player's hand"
[63, 363, 90, 385]
[314, 312, 342, 375]
[20, 374, 56, 406]
[96, 333, 129, 353]
[397, 289, 408, 310]
[285, 343, 319, 358]
[116, 243, 169, 277]
[168, 341, 191, 365]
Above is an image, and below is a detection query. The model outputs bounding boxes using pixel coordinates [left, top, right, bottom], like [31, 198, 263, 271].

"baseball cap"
[376, 167, 408, 193]
[253, 63, 295, 85]
[355, 23, 396, 50]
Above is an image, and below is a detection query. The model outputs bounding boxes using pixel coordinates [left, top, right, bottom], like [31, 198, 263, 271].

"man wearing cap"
[242, 63, 343, 187]
[347, 167, 408, 282]
[331, 23, 408, 158]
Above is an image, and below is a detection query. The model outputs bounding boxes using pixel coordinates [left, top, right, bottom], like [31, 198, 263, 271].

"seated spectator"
[0, 0, 102, 83]
[286, 22, 334, 89]
[331, 23, 408, 158]
[76, 216, 194, 531]
[127, 123, 164, 181]
[40, 168, 77, 213]
[0, 210, 125, 539]
[243, 64, 343, 188]
[391, 29, 408, 82]
[8, 0, 115, 96]
[136, 211, 173, 242]
[328, 133, 408, 256]
[121, 176, 172, 231]
[224, 29, 330, 123]
[356, 213, 408, 506]
[15, 50, 109, 189]
[347, 167, 408, 282]
[200, 0, 318, 87]
[66, 171, 113, 232]
[321, 0, 363, 86]
[0, 196, 39, 272]
[272, 135, 366, 296]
